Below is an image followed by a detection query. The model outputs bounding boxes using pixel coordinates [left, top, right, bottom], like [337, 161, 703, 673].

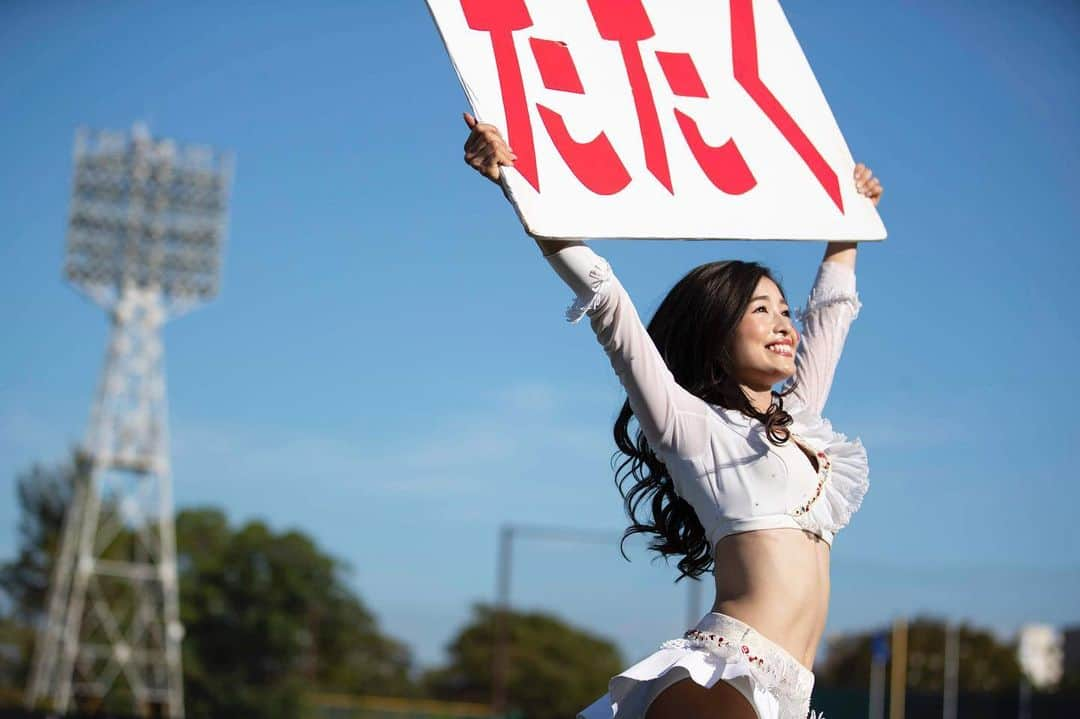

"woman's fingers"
[481, 150, 501, 181]
[465, 130, 487, 154]
[475, 124, 507, 146]
[465, 129, 508, 158]
[482, 146, 514, 170]
[851, 162, 883, 206]
[463, 144, 515, 183]
[465, 139, 503, 162]
[495, 148, 515, 167]
[853, 163, 872, 189]
[461, 113, 515, 182]
[466, 136, 514, 163]
[464, 132, 491, 157]
[862, 178, 883, 206]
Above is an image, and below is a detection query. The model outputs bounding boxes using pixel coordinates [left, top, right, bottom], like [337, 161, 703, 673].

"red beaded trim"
[683, 629, 767, 668]
[790, 437, 831, 517]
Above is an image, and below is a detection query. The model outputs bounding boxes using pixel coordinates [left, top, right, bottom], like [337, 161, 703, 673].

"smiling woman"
[608, 259, 805, 581]
[460, 112, 883, 719]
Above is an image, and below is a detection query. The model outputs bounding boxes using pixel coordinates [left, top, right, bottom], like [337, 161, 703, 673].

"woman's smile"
[765, 340, 794, 357]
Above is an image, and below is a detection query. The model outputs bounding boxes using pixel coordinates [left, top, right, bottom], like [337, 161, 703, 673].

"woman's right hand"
[463, 112, 516, 184]
[462, 112, 580, 255]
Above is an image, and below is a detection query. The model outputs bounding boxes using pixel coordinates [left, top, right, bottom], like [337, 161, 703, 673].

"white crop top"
[546, 243, 869, 547]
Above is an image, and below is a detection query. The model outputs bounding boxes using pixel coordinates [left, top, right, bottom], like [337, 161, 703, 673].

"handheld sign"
[428, 0, 886, 241]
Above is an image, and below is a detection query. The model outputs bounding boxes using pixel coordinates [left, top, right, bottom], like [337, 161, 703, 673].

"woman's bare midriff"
[710, 527, 831, 670]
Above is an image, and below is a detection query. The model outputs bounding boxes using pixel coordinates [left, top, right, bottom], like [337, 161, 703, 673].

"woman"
[462, 112, 882, 719]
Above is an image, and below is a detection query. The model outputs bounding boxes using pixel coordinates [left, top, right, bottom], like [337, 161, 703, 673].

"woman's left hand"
[854, 163, 884, 207]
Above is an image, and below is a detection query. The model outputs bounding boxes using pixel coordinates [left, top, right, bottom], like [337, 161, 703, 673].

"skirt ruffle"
[577, 613, 820, 719]
[577, 643, 771, 718]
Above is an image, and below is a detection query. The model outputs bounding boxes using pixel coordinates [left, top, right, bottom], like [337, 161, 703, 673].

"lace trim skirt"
[578, 612, 821, 719]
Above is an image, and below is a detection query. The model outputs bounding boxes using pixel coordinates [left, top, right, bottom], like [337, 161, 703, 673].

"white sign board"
[428, 0, 886, 241]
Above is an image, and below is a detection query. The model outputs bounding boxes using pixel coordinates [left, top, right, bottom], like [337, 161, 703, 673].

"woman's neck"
[741, 385, 774, 414]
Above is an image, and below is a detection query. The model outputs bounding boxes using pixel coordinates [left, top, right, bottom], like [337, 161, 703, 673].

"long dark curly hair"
[613, 260, 797, 581]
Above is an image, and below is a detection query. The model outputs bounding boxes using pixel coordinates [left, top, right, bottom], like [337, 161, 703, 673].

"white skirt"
[578, 612, 821, 719]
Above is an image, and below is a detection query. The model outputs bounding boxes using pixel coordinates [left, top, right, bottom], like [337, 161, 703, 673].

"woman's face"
[730, 276, 799, 389]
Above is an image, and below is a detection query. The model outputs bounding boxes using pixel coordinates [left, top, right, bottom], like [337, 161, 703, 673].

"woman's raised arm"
[461, 112, 576, 257]
[821, 164, 882, 269]
[788, 163, 883, 416]
[460, 112, 710, 459]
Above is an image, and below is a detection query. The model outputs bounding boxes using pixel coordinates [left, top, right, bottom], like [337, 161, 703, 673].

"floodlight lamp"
[63, 126, 233, 313]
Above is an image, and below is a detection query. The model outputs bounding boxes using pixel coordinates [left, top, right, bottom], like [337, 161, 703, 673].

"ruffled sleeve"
[788, 403, 869, 541]
[787, 261, 862, 417]
[544, 241, 614, 324]
[545, 244, 710, 459]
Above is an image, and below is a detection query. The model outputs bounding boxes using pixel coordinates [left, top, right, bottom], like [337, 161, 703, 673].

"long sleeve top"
[546, 244, 869, 546]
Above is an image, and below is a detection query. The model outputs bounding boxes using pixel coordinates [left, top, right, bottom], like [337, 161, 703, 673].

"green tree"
[0, 453, 178, 713]
[0, 453, 93, 697]
[1, 455, 418, 717]
[0, 609, 33, 699]
[176, 508, 415, 718]
[819, 616, 1022, 692]
[0, 452, 91, 628]
[424, 604, 622, 719]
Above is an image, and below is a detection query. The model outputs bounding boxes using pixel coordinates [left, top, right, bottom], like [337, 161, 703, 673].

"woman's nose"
[775, 315, 797, 340]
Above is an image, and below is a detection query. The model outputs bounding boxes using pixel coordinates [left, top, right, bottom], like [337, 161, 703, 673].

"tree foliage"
[0, 455, 416, 717]
[176, 508, 415, 718]
[0, 610, 33, 696]
[819, 616, 1022, 693]
[0, 452, 90, 627]
[424, 604, 622, 719]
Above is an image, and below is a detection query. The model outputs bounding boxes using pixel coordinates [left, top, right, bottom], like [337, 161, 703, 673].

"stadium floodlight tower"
[26, 124, 233, 718]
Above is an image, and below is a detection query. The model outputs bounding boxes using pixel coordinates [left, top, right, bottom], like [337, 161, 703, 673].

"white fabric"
[545, 244, 869, 547]
[578, 612, 822, 719]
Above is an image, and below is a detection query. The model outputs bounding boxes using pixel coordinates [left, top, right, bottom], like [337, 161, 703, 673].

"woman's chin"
[770, 367, 796, 386]
[739, 364, 795, 390]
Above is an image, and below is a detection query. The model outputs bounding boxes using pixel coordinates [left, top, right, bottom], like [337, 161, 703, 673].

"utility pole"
[490, 524, 620, 715]
[686, 576, 703, 630]
[1018, 677, 1031, 719]
[491, 526, 513, 714]
[869, 631, 888, 719]
[889, 617, 907, 719]
[943, 623, 958, 719]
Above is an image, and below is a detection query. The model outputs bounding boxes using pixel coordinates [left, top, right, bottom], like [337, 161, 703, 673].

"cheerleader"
[463, 112, 882, 719]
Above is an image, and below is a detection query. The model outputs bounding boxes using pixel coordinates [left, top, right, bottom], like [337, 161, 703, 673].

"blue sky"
[1, 1, 1078, 669]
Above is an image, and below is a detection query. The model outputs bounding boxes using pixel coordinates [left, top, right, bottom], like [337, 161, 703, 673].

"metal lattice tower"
[26, 124, 233, 717]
